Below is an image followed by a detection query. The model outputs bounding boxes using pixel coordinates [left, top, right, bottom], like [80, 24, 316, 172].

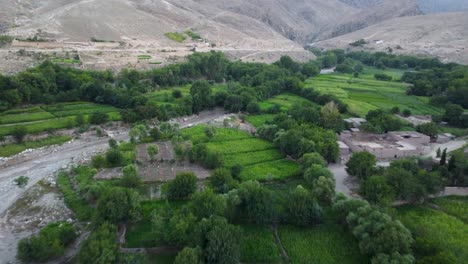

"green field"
[180, 125, 299, 181]
[279, 224, 365, 264]
[431, 196, 468, 223]
[259, 93, 318, 112]
[0, 102, 121, 136]
[306, 73, 443, 117]
[241, 226, 281, 263]
[397, 203, 468, 263]
[0, 136, 72, 157]
[245, 114, 275, 128]
[164, 32, 186, 43]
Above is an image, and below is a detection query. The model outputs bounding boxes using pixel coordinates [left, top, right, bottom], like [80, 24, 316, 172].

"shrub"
[14, 176, 29, 187]
[12, 126, 28, 143]
[209, 168, 238, 194]
[96, 187, 141, 223]
[106, 149, 124, 167]
[78, 223, 118, 264]
[402, 109, 412, 117]
[17, 222, 77, 262]
[89, 111, 108, 125]
[120, 164, 142, 188]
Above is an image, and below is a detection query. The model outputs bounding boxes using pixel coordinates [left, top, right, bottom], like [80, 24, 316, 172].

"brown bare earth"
[137, 142, 211, 182]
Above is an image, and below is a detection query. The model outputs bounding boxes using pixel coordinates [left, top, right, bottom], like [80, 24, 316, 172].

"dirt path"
[272, 226, 290, 264]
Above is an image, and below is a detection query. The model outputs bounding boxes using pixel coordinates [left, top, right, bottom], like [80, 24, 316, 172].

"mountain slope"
[314, 12, 468, 64]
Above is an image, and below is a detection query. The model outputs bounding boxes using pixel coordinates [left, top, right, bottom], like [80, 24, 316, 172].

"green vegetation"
[137, 55, 152, 60]
[51, 58, 81, 64]
[431, 196, 468, 223]
[0, 102, 120, 137]
[398, 204, 468, 263]
[185, 30, 202, 40]
[280, 224, 364, 264]
[259, 93, 317, 112]
[240, 160, 300, 181]
[57, 170, 95, 221]
[245, 114, 275, 127]
[0, 35, 14, 47]
[165, 32, 186, 43]
[240, 226, 280, 263]
[306, 73, 443, 117]
[0, 135, 71, 157]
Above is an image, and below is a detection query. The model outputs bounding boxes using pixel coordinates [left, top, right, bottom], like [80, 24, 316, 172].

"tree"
[191, 80, 212, 113]
[172, 89, 183, 98]
[147, 144, 159, 161]
[150, 127, 162, 141]
[416, 122, 438, 139]
[78, 223, 118, 264]
[167, 172, 198, 200]
[96, 187, 141, 223]
[174, 247, 203, 264]
[359, 175, 394, 206]
[75, 114, 85, 126]
[391, 106, 400, 114]
[204, 150, 224, 169]
[152, 206, 198, 246]
[311, 176, 336, 204]
[105, 149, 124, 167]
[283, 186, 322, 226]
[120, 164, 141, 188]
[235, 181, 277, 225]
[346, 152, 377, 180]
[320, 101, 343, 132]
[196, 216, 242, 264]
[298, 152, 327, 172]
[440, 148, 447, 166]
[443, 104, 464, 127]
[209, 168, 238, 194]
[303, 164, 333, 186]
[89, 111, 108, 125]
[436, 148, 441, 158]
[12, 126, 27, 143]
[190, 190, 226, 220]
[108, 138, 118, 149]
[129, 124, 147, 143]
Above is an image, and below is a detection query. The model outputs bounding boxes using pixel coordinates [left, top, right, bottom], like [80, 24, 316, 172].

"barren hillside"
[314, 12, 468, 64]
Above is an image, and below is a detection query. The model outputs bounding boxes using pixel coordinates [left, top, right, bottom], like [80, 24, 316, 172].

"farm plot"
[279, 224, 365, 264]
[305, 74, 443, 117]
[397, 205, 468, 263]
[181, 125, 299, 181]
[241, 226, 281, 263]
[259, 93, 318, 112]
[431, 196, 468, 223]
[0, 102, 121, 137]
[137, 141, 211, 182]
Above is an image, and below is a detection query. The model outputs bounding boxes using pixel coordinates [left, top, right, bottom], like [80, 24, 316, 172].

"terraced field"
[0, 102, 121, 137]
[305, 73, 443, 117]
[180, 125, 299, 181]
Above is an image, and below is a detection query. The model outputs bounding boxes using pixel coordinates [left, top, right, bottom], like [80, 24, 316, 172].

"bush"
[120, 164, 142, 188]
[167, 172, 198, 200]
[12, 126, 28, 143]
[374, 73, 393, 81]
[17, 222, 77, 262]
[96, 187, 141, 223]
[92, 154, 106, 169]
[14, 176, 29, 187]
[209, 168, 238, 194]
[402, 109, 412, 117]
[89, 111, 108, 125]
[106, 149, 124, 167]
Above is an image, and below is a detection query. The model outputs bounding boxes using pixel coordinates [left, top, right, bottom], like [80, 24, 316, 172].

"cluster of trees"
[333, 197, 415, 263]
[361, 109, 403, 133]
[346, 152, 444, 205]
[17, 222, 77, 262]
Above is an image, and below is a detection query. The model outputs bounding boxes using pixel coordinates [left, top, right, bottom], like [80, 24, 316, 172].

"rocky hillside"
[418, 0, 468, 14]
[314, 12, 468, 64]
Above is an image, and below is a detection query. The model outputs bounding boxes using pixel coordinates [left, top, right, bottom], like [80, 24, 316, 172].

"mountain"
[418, 0, 468, 14]
[313, 12, 468, 64]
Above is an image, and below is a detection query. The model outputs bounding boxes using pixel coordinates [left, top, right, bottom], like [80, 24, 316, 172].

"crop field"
[305, 73, 443, 117]
[279, 224, 364, 264]
[0, 136, 72, 157]
[397, 204, 468, 263]
[431, 196, 468, 223]
[245, 114, 275, 128]
[241, 226, 281, 263]
[259, 93, 318, 112]
[180, 125, 299, 181]
[0, 102, 121, 136]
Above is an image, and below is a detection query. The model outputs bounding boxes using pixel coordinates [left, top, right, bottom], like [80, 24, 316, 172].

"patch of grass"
[305, 72, 443, 117]
[185, 30, 202, 40]
[397, 205, 468, 263]
[179, 125, 251, 144]
[0, 136, 72, 157]
[138, 55, 152, 60]
[241, 225, 281, 263]
[246, 114, 275, 128]
[0, 111, 55, 124]
[206, 138, 276, 154]
[223, 149, 284, 168]
[279, 224, 365, 264]
[57, 171, 95, 221]
[165, 32, 186, 43]
[240, 159, 300, 182]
